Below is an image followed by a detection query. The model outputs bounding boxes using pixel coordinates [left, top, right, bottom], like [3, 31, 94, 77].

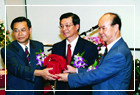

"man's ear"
[114, 24, 119, 32]
[76, 24, 79, 31]
[29, 28, 32, 34]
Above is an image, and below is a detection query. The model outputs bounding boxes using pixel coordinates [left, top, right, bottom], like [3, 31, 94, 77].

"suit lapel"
[72, 37, 84, 62]
[109, 38, 123, 52]
[59, 40, 66, 59]
[60, 37, 85, 65]
[30, 40, 37, 69]
[13, 41, 29, 66]
[99, 38, 124, 66]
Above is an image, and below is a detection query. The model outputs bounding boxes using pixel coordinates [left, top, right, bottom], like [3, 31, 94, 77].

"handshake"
[34, 65, 77, 82]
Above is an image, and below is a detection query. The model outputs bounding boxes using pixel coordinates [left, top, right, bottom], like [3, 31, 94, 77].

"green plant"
[135, 59, 140, 77]
[0, 20, 11, 46]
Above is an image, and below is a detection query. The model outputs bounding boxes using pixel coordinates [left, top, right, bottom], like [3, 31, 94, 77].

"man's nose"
[18, 31, 23, 35]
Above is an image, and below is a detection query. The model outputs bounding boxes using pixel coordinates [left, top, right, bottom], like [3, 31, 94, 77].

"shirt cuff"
[76, 68, 78, 73]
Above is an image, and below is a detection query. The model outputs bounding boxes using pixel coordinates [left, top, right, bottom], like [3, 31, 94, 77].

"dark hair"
[105, 13, 122, 30]
[11, 16, 32, 30]
[60, 12, 80, 31]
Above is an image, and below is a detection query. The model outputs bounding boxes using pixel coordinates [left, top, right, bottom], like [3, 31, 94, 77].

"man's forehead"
[13, 21, 28, 30]
[99, 14, 112, 23]
[98, 18, 112, 26]
[60, 18, 73, 25]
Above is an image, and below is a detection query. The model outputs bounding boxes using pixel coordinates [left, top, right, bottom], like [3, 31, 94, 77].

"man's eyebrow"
[98, 26, 105, 28]
[13, 27, 26, 29]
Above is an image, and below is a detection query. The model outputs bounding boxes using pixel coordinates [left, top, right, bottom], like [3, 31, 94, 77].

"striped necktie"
[25, 46, 31, 66]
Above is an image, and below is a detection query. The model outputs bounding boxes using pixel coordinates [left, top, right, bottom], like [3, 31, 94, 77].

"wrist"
[34, 70, 42, 76]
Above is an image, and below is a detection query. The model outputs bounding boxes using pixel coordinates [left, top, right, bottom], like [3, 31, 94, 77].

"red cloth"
[0, 75, 5, 88]
[0, 90, 5, 95]
[0, 69, 5, 88]
[44, 85, 52, 93]
[44, 54, 67, 79]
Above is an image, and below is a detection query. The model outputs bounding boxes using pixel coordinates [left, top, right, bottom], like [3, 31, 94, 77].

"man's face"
[13, 21, 32, 45]
[60, 17, 79, 42]
[98, 15, 116, 45]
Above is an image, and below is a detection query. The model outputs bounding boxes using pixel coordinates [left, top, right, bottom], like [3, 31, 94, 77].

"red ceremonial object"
[0, 90, 5, 95]
[44, 54, 67, 79]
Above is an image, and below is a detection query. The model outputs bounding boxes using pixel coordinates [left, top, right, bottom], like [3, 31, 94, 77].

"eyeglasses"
[13, 28, 29, 33]
[59, 24, 74, 29]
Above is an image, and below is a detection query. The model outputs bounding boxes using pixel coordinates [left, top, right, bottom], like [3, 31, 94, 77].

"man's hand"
[63, 65, 77, 73]
[56, 73, 69, 82]
[34, 68, 57, 80]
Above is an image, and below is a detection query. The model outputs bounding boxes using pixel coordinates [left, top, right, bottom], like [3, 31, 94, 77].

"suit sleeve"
[5, 49, 35, 82]
[68, 52, 126, 88]
[1, 47, 5, 64]
[1, 42, 44, 82]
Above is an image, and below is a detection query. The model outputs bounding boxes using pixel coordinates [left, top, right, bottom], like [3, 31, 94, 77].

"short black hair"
[11, 16, 32, 30]
[60, 12, 80, 31]
[105, 12, 122, 30]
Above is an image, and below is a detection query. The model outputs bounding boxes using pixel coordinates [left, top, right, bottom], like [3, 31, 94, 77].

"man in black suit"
[1, 17, 56, 95]
[52, 12, 98, 95]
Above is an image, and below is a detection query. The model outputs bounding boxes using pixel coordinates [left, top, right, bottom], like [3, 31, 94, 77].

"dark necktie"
[25, 46, 31, 66]
[103, 47, 108, 59]
[66, 44, 71, 65]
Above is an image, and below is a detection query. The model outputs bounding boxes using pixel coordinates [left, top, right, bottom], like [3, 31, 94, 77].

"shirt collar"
[66, 36, 79, 55]
[18, 40, 30, 52]
[107, 37, 121, 52]
[66, 36, 79, 47]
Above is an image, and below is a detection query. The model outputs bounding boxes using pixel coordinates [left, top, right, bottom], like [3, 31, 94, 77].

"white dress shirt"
[66, 36, 79, 56]
[66, 36, 79, 73]
[18, 40, 30, 53]
[107, 37, 121, 52]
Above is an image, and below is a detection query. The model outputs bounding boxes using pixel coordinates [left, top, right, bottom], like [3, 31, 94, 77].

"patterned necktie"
[25, 46, 31, 66]
[103, 47, 108, 59]
[66, 44, 71, 65]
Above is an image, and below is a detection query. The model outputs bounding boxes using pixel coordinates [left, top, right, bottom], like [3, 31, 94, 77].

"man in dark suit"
[52, 12, 98, 95]
[1, 17, 56, 95]
[57, 12, 133, 95]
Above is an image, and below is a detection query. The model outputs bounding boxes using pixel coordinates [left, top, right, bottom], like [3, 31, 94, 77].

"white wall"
[132, 51, 140, 60]
[4, 0, 140, 59]
[0, 0, 5, 20]
[5, 0, 26, 41]
[26, 5, 134, 48]
[0, 0, 26, 68]
[26, 0, 140, 49]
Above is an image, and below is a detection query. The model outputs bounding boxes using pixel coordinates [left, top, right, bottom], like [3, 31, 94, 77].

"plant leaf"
[92, 60, 98, 67]
[40, 50, 42, 53]
[81, 51, 85, 56]
[71, 61, 74, 65]
[83, 59, 88, 63]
